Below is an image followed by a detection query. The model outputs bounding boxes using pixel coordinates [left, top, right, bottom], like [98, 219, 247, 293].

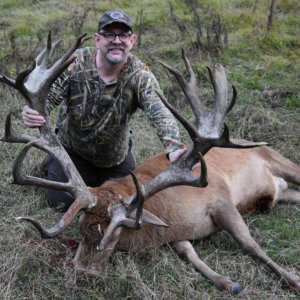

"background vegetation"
[0, 0, 299, 299]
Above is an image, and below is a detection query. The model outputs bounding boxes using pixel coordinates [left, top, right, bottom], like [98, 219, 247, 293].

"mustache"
[108, 46, 125, 50]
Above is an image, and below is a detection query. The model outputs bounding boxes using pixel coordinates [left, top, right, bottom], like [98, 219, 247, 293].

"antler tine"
[226, 85, 237, 115]
[0, 67, 34, 101]
[23, 32, 90, 116]
[158, 61, 203, 126]
[139, 150, 208, 201]
[12, 141, 74, 192]
[57, 33, 90, 64]
[35, 32, 62, 66]
[35, 31, 52, 65]
[182, 49, 197, 89]
[205, 65, 230, 137]
[16, 194, 94, 238]
[43, 34, 91, 97]
[98, 201, 143, 251]
[126, 171, 145, 228]
[50, 33, 90, 77]
[155, 89, 227, 157]
[155, 89, 202, 146]
[0, 112, 33, 143]
[16, 191, 97, 239]
[181, 49, 207, 122]
[15, 217, 60, 239]
[99, 172, 146, 245]
[158, 49, 205, 127]
[0, 74, 16, 88]
[98, 172, 158, 250]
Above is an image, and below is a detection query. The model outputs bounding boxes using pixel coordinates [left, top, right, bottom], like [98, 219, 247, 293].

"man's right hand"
[22, 105, 46, 127]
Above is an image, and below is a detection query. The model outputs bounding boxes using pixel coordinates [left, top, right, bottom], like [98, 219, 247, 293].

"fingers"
[22, 105, 46, 127]
[169, 148, 201, 169]
[168, 147, 188, 163]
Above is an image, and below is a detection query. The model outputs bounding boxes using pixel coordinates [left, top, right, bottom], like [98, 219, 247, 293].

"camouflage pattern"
[46, 47, 180, 168]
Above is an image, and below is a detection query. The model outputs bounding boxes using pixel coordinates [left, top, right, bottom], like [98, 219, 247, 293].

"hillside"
[0, 0, 299, 299]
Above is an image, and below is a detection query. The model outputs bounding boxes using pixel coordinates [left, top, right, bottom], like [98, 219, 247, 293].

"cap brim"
[100, 21, 132, 31]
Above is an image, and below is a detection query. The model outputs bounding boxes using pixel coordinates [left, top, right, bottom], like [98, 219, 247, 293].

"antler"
[0, 31, 97, 238]
[159, 50, 267, 148]
[98, 50, 268, 250]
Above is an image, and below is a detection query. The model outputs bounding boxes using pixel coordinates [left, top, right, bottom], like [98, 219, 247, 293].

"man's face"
[95, 23, 136, 65]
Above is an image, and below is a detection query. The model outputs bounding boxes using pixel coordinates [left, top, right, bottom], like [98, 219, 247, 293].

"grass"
[0, 0, 300, 299]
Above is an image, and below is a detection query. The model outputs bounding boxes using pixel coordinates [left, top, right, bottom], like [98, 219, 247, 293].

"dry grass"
[0, 0, 299, 298]
[0, 85, 299, 299]
[0, 211, 299, 299]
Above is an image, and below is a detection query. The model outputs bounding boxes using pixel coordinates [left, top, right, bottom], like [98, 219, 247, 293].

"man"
[22, 10, 185, 211]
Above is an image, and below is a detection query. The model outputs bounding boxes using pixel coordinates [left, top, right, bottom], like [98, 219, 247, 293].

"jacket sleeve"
[45, 69, 70, 114]
[136, 69, 182, 153]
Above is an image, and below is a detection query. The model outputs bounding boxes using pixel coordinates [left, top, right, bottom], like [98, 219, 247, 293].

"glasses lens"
[119, 34, 131, 41]
[103, 33, 115, 41]
[101, 32, 131, 42]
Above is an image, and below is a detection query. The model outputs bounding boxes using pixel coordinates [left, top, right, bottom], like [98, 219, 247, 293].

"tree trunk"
[267, 0, 276, 33]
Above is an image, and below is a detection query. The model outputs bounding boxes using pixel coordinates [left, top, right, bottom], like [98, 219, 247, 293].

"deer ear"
[129, 209, 169, 227]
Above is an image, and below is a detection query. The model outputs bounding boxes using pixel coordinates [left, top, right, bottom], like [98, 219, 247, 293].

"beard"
[105, 47, 126, 64]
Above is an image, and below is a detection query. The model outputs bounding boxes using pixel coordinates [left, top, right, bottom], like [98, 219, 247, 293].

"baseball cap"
[98, 10, 133, 31]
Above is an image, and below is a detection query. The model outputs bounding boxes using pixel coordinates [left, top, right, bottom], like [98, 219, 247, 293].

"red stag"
[1, 33, 299, 294]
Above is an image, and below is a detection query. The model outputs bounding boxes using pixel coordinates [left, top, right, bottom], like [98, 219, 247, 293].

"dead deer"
[1, 32, 299, 294]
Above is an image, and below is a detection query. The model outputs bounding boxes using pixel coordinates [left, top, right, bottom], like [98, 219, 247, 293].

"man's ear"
[130, 34, 137, 45]
[94, 32, 101, 43]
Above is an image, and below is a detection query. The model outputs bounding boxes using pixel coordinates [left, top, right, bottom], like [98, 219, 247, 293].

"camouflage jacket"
[46, 47, 180, 168]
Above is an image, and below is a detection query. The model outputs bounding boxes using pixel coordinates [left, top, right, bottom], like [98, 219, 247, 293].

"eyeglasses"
[99, 32, 132, 42]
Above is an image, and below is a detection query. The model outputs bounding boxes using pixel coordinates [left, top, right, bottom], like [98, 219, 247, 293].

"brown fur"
[82, 146, 296, 247]
[78, 145, 300, 292]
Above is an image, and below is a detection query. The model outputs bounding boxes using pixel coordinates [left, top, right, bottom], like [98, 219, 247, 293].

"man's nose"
[112, 35, 122, 44]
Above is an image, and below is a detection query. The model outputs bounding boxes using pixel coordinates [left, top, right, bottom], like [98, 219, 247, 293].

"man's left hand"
[168, 148, 188, 163]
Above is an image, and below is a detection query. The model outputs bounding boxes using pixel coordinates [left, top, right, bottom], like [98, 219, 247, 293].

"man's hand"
[168, 148, 188, 163]
[22, 105, 46, 127]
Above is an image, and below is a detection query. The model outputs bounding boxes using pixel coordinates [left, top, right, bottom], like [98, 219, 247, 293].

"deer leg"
[212, 200, 300, 291]
[277, 188, 300, 205]
[173, 240, 243, 294]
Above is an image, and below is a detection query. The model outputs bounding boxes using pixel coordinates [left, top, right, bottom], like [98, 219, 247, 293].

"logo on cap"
[110, 11, 125, 20]
[98, 10, 132, 31]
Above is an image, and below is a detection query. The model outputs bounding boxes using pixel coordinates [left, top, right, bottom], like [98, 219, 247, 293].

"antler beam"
[0, 32, 97, 238]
